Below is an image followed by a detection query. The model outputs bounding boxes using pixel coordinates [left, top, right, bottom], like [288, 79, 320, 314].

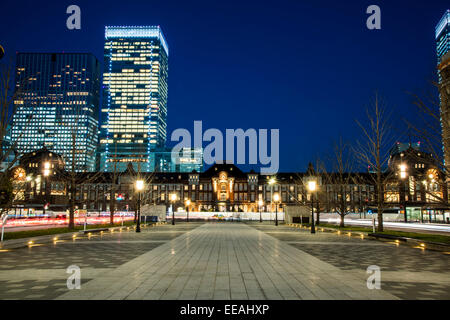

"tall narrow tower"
[436, 11, 450, 172]
[100, 26, 169, 172]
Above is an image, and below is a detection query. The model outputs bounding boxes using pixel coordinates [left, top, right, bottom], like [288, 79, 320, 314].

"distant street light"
[273, 193, 280, 226]
[171, 193, 177, 225]
[307, 179, 317, 234]
[185, 199, 191, 223]
[42, 162, 50, 216]
[269, 177, 276, 214]
[135, 179, 144, 233]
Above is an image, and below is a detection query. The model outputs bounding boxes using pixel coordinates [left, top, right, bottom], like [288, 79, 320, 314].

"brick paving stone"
[56, 223, 398, 300]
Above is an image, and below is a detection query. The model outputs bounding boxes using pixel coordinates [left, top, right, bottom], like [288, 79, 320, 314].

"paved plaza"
[0, 222, 448, 300]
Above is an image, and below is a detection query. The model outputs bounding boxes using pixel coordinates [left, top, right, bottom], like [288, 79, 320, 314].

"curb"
[286, 223, 369, 239]
[368, 233, 450, 252]
[285, 223, 450, 253]
[0, 221, 168, 250]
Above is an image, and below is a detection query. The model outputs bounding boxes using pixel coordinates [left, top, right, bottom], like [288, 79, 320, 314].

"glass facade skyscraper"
[100, 26, 169, 172]
[151, 147, 204, 173]
[436, 10, 450, 64]
[436, 10, 450, 171]
[11, 53, 100, 172]
[174, 147, 204, 173]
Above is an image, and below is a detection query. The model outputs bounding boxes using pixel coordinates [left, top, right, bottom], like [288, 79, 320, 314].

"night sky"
[1, 0, 448, 172]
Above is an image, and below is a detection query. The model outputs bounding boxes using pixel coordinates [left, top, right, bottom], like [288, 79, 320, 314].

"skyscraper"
[11, 53, 100, 172]
[436, 10, 450, 64]
[439, 52, 450, 172]
[436, 11, 450, 171]
[100, 26, 169, 172]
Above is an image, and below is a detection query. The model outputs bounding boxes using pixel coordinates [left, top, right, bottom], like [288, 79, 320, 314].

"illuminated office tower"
[436, 10, 450, 64]
[11, 53, 100, 172]
[100, 26, 169, 172]
[436, 11, 450, 170]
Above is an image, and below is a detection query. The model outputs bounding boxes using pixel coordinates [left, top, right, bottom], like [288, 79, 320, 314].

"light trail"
[0, 215, 135, 229]
[322, 218, 450, 234]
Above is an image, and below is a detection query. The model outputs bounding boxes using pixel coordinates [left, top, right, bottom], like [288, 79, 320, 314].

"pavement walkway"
[56, 223, 397, 300]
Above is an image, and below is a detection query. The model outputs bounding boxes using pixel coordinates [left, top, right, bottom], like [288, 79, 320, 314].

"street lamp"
[273, 193, 280, 226]
[135, 179, 144, 233]
[258, 199, 264, 223]
[269, 178, 276, 212]
[426, 171, 437, 223]
[42, 162, 50, 216]
[399, 164, 408, 223]
[307, 179, 317, 234]
[170, 193, 177, 225]
[185, 199, 191, 223]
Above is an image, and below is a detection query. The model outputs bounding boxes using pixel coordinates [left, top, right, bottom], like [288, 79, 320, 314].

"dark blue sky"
[1, 0, 448, 172]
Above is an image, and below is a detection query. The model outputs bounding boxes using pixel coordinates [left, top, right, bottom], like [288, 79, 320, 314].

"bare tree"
[324, 138, 358, 227]
[355, 93, 396, 232]
[406, 81, 449, 207]
[58, 86, 103, 229]
[109, 143, 119, 225]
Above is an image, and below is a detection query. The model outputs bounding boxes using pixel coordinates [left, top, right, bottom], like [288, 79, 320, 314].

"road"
[322, 218, 450, 235]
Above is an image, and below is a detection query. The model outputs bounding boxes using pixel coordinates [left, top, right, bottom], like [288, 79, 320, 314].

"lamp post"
[135, 179, 144, 233]
[426, 172, 437, 223]
[269, 178, 276, 213]
[185, 199, 191, 223]
[171, 193, 177, 225]
[273, 193, 280, 226]
[399, 164, 408, 223]
[307, 179, 317, 234]
[42, 161, 50, 216]
[258, 200, 264, 223]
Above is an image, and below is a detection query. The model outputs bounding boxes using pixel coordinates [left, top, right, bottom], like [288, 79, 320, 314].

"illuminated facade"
[11, 53, 100, 172]
[439, 52, 450, 171]
[10, 150, 450, 222]
[173, 147, 203, 173]
[437, 11, 450, 171]
[100, 26, 169, 172]
[436, 10, 450, 64]
[146, 147, 204, 173]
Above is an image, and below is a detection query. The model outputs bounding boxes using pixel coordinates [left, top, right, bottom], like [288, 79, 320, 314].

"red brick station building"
[6, 145, 450, 223]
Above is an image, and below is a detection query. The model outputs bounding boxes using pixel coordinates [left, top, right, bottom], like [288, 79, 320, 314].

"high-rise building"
[100, 26, 169, 172]
[150, 147, 204, 173]
[436, 10, 450, 64]
[437, 11, 450, 171]
[11, 53, 100, 172]
[174, 147, 204, 173]
[439, 52, 450, 171]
